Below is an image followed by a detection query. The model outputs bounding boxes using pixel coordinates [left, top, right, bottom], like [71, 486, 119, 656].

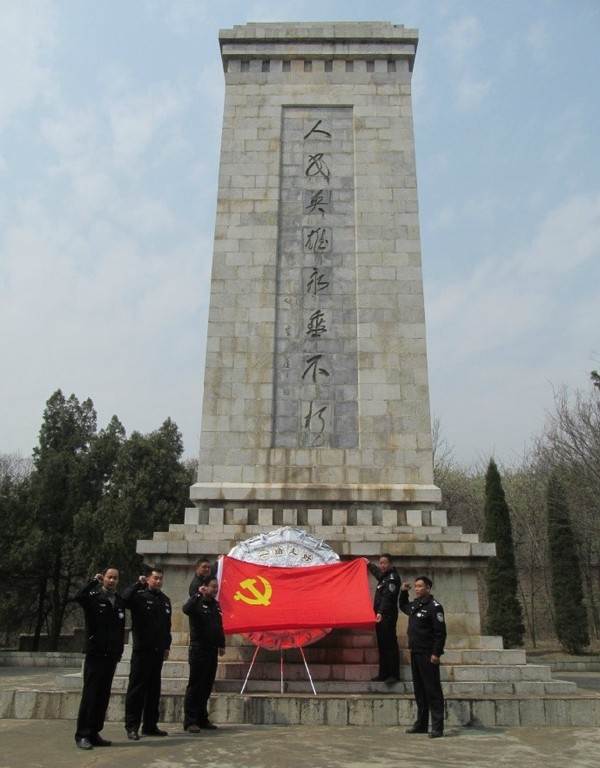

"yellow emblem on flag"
[234, 576, 272, 606]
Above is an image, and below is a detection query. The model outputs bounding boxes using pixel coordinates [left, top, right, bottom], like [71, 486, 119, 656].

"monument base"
[125, 503, 583, 724]
[190, 482, 441, 507]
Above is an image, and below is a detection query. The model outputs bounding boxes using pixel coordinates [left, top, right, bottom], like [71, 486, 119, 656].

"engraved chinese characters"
[274, 109, 359, 449]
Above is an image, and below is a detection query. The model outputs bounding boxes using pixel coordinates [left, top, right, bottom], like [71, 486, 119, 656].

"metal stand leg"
[240, 645, 261, 694]
[240, 645, 317, 696]
[299, 646, 317, 696]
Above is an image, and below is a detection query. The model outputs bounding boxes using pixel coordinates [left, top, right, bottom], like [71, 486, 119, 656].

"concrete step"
[2, 687, 600, 727]
[163, 630, 506, 663]
[58, 669, 578, 697]
[528, 655, 600, 673]
[156, 644, 521, 665]
[0, 651, 82, 668]
[447, 664, 552, 683]
[110, 659, 556, 684]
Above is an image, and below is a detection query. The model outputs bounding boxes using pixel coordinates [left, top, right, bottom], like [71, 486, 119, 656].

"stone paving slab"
[1, 718, 599, 768]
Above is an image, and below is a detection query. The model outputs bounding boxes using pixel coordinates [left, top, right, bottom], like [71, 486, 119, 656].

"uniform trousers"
[125, 649, 165, 731]
[375, 614, 400, 679]
[183, 645, 218, 728]
[75, 655, 118, 741]
[410, 651, 444, 732]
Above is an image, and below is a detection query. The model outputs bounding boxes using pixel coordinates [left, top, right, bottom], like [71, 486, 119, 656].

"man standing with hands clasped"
[400, 576, 447, 738]
[182, 574, 226, 732]
[367, 554, 401, 684]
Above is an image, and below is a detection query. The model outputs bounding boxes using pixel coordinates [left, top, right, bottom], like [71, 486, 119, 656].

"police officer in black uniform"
[182, 574, 226, 732]
[73, 567, 126, 750]
[367, 553, 401, 683]
[188, 556, 218, 596]
[400, 575, 447, 738]
[122, 566, 172, 740]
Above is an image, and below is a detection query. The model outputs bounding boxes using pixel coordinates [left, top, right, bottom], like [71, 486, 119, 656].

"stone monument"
[134, 22, 582, 724]
[143, 18, 489, 636]
[192, 22, 438, 510]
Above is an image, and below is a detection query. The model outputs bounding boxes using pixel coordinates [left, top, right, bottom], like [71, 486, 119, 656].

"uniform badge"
[388, 583, 396, 592]
[436, 612, 444, 622]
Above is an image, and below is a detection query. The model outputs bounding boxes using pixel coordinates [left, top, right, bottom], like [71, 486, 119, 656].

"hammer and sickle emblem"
[234, 576, 272, 606]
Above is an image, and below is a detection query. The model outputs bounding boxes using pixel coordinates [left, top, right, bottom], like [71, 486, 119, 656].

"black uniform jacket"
[399, 591, 447, 657]
[122, 581, 172, 653]
[182, 593, 225, 649]
[74, 579, 126, 660]
[368, 563, 401, 617]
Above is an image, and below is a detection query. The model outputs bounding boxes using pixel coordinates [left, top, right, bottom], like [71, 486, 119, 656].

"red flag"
[217, 556, 374, 634]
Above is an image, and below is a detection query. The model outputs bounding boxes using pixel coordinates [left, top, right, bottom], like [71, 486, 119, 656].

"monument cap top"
[219, 21, 418, 39]
[219, 21, 419, 70]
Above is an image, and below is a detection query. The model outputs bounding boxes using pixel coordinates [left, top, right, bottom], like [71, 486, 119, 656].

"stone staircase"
[44, 627, 599, 727]
[93, 631, 575, 698]
[4, 630, 600, 727]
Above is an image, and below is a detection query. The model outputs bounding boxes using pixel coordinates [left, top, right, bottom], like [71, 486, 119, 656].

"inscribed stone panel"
[273, 107, 358, 449]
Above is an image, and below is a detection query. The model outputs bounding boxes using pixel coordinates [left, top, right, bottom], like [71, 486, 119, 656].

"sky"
[1, 0, 598, 467]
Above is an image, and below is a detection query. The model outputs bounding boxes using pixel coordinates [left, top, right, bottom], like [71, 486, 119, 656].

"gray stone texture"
[191, 22, 436, 506]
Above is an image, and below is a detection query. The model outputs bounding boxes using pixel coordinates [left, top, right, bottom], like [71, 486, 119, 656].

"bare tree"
[0, 453, 33, 483]
[533, 381, 600, 638]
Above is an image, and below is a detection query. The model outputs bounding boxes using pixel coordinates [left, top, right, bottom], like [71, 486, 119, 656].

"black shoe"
[76, 738, 93, 750]
[405, 726, 427, 734]
[429, 730, 444, 739]
[142, 726, 168, 736]
[199, 720, 218, 730]
[384, 676, 399, 684]
[370, 676, 384, 682]
[90, 735, 112, 747]
[126, 730, 140, 741]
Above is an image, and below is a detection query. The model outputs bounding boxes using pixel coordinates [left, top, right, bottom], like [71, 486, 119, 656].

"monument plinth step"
[4, 687, 598, 727]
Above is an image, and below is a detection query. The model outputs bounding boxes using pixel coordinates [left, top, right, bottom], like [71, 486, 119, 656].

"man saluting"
[73, 567, 125, 750]
[400, 576, 447, 738]
[122, 566, 172, 741]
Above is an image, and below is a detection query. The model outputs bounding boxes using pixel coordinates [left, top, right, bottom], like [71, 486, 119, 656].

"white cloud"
[0, 0, 57, 130]
[428, 192, 600, 368]
[145, 0, 209, 37]
[444, 15, 483, 61]
[515, 193, 600, 277]
[524, 20, 550, 64]
[107, 82, 191, 168]
[456, 75, 492, 110]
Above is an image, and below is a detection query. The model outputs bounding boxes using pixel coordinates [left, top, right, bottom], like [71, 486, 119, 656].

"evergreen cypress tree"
[483, 458, 525, 647]
[547, 471, 589, 653]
